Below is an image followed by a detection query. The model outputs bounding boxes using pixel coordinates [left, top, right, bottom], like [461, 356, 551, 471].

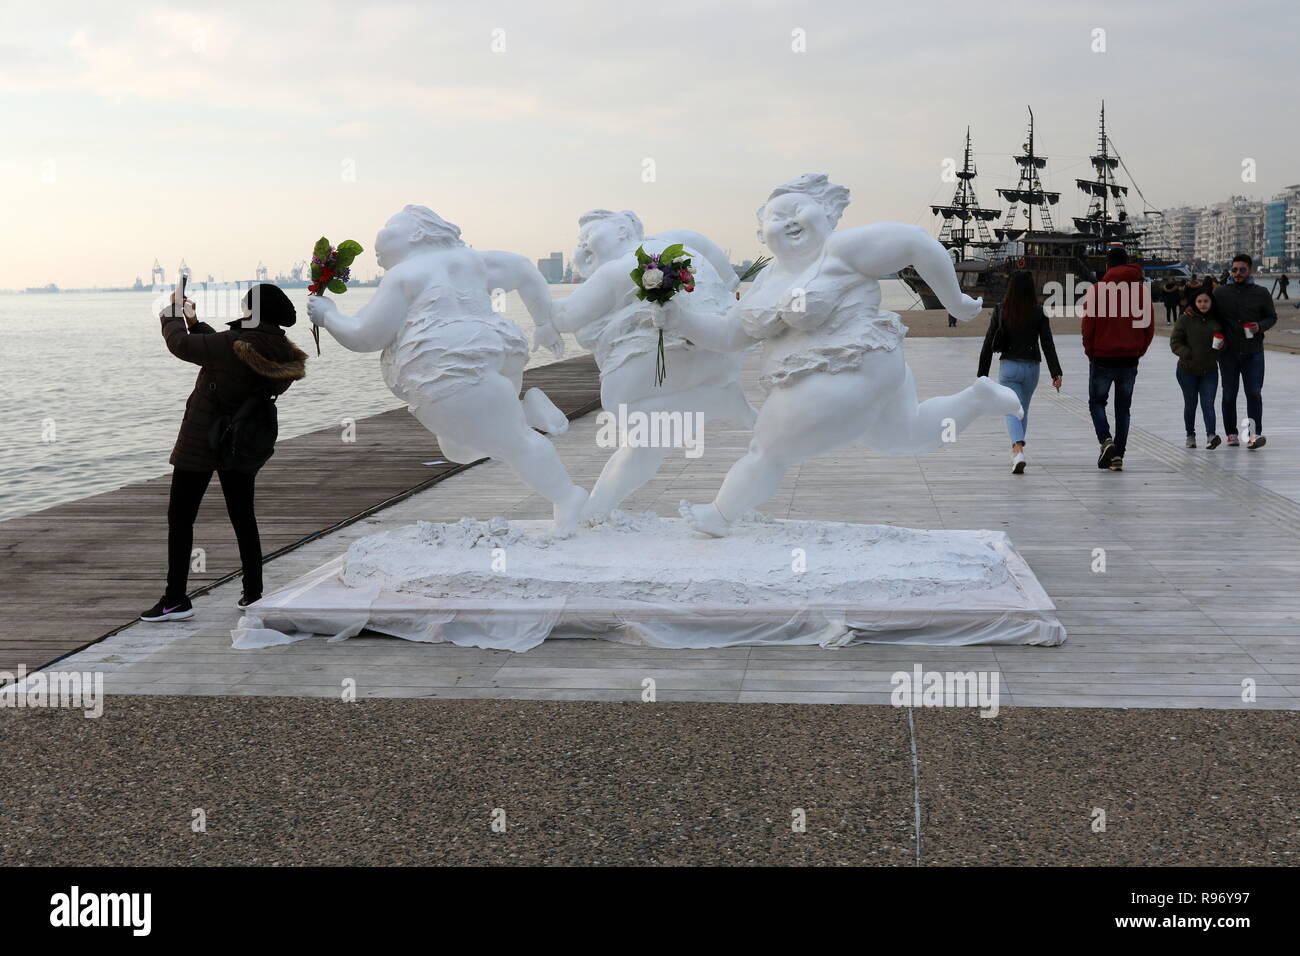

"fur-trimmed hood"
[233, 337, 308, 381]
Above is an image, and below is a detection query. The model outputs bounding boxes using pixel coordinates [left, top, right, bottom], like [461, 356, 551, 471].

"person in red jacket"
[1080, 247, 1155, 471]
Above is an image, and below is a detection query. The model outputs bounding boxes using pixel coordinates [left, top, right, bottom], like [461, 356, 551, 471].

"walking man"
[1081, 246, 1155, 472]
[1275, 272, 1290, 300]
[1214, 253, 1276, 449]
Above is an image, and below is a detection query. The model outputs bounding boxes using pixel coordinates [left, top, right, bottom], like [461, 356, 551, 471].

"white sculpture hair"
[755, 173, 851, 240]
[400, 204, 464, 247]
[578, 208, 645, 242]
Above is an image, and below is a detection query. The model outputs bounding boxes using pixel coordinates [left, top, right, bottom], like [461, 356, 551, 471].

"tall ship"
[900, 104, 1190, 311]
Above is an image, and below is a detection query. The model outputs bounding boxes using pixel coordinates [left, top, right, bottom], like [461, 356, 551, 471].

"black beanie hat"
[237, 283, 297, 328]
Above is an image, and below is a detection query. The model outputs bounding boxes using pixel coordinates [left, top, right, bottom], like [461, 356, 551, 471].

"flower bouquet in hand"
[631, 243, 694, 386]
[306, 236, 363, 354]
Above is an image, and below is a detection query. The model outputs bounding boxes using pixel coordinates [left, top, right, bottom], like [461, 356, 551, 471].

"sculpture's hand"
[952, 294, 983, 323]
[533, 322, 565, 358]
[306, 294, 335, 327]
[652, 297, 681, 331]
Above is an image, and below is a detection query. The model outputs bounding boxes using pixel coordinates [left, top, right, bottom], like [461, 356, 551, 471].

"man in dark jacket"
[1214, 254, 1276, 449]
[141, 283, 307, 622]
[1081, 247, 1154, 471]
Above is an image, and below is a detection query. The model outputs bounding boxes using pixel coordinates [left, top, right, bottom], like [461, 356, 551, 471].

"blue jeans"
[1218, 350, 1265, 436]
[998, 359, 1040, 445]
[1175, 367, 1218, 436]
[1088, 364, 1138, 455]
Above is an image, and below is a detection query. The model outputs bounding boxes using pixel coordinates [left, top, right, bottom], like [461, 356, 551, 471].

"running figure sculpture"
[306, 205, 589, 536]
[540, 209, 756, 518]
[663, 174, 1024, 537]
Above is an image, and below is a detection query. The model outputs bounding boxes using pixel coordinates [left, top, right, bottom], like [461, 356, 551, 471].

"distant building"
[536, 252, 564, 284]
[1264, 184, 1300, 268]
[1193, 197, 1263, 270]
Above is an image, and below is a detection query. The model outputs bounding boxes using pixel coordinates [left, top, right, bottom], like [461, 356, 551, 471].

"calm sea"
[0, 279, 920, 520]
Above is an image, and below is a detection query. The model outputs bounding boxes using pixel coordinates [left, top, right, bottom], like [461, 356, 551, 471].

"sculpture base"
[233, 515, 1066, 652]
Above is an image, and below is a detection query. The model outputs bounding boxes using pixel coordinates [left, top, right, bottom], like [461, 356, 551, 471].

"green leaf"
[337, 239, 363, 257]
[634, 246, 651, 266]
[327, 278, 348, 294]
[659, 243, 684, 264]
[311, 263, 322, 281]
[334, 251, 357, 270]
[313, 237, 331, 260]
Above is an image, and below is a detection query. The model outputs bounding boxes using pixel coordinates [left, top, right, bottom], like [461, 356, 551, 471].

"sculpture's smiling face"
[761, 193, 832, 258]
[375, 213, 412, 270]
[574, 219, 625, 277]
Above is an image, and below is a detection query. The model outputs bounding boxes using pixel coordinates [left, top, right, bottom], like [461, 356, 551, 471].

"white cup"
[1212, 335, 1225, 350]
[1244, 326, 1254, 339]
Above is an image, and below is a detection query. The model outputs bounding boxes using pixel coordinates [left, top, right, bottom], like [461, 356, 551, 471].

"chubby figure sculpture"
[666, 174, 1023, 537]
[306, 205, 588, 536]
[541, 209, 757, 518]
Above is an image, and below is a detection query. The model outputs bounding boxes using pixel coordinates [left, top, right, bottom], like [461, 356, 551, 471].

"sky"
[2, 0, 1297, 289]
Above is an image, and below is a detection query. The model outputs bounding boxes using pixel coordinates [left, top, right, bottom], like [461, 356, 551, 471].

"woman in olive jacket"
[1169, 288, 1223, 449]
[141, 283, 307, 622]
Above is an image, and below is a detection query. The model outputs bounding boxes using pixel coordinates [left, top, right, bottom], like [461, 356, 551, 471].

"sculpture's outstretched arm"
[309, 268, 408, 352]
[666, 295, 757, 352]
[654, 229, 739, 293]
[833, 223, 982, 321]
[481, 251, 554, 328]
[550, 262, 621, 334]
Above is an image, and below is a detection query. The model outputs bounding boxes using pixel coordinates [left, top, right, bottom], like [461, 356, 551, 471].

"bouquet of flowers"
[306, 236, 363, 354]
[631, 243, 695, 386]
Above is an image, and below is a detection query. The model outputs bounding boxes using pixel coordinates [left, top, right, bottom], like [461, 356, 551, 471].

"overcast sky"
[2, 0, 1296, 288]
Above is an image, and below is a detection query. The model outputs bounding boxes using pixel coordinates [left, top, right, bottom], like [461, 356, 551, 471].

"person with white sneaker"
[978, 270, 1063, 474]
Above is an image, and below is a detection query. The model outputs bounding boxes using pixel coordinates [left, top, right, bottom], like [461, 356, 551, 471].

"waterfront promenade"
[11, 322, 1300, 709]
[4, 318, 1299, 866]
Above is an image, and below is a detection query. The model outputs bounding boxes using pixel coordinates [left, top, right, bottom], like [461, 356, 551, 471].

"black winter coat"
[161, 316, 307, 471]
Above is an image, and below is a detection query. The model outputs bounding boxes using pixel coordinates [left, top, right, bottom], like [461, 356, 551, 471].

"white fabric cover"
[232, 516, 1066, 652]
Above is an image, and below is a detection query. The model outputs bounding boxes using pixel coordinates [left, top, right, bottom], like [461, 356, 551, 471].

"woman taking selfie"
[140, 283, 307, 622]
[977, 270, 1063, 474]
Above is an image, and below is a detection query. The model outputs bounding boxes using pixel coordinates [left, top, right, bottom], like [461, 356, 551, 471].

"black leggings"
[166, 468, 262, 600]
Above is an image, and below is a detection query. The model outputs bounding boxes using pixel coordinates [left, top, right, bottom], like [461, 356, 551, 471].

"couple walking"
[1167, 253, 1275, 450]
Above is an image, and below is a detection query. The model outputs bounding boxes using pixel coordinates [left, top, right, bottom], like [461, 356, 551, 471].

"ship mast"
[996, 107, 1060, 240]
[930, 127, 1001, 262]
[1073, 101, 1136, 250]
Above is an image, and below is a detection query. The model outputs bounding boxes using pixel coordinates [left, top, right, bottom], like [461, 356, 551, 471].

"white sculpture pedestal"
[233, 514, 1065, 651]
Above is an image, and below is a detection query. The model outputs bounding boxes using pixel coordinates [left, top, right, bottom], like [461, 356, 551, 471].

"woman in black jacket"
[141, 284, 307, 622]
[977, 270, 1064, 474]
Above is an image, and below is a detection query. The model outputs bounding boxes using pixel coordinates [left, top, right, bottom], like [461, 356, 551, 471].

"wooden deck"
[37, 334, 1300, 710]
[0, 355, 601, 676]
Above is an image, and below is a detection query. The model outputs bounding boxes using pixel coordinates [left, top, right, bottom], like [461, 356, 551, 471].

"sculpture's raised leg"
[411, 372, 588, 536]
[682, 351, 1021, 537]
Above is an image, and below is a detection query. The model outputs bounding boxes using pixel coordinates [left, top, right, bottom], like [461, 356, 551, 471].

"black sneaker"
[1247, 434, 1267, 450]
[1097, 439, 1117, 469]
[237, 593, 262, 610]
[1206, 434, 1222, 449]
[1109, 456, 1124, 472]
[140, 595, 194, 622]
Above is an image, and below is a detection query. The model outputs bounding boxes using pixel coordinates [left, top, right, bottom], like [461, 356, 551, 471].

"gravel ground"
[2, 698, 1295, 866]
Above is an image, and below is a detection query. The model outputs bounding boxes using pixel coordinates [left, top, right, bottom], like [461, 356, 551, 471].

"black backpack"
[208, 385, 279, 473]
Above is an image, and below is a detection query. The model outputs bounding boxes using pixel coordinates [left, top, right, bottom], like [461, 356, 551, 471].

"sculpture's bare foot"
[552, 486, 589, 538]
[974, 376, 1024, 419]
[523, 387, 569, 435]
[679, 499, 730, 538]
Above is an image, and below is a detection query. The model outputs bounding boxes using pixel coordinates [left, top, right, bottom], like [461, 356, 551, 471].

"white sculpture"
[538, 209, 756, 518]
[306, 205, 589, 536]
[665, 174, 1023, 537]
